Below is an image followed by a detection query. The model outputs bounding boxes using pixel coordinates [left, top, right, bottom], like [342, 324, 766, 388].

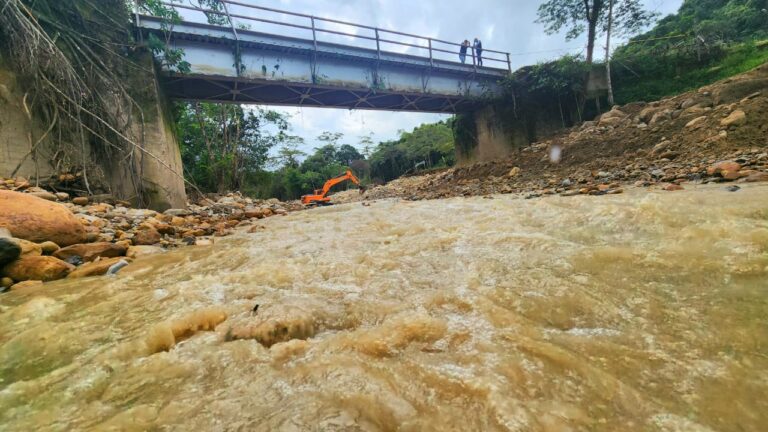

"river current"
[1, 184, 767, 431]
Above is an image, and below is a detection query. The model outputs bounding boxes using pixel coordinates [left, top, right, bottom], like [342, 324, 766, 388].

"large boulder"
[53, 242, 127, 262]
[2, 255, 75, 282]
[0, 190, 87, 246]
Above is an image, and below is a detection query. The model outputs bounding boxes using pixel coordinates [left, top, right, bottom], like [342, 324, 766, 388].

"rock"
[54, 192, 70, 201]
[107, 259, 130, 275]
[11, 238, 42, 257]
[658, 151, 679, 160]
[39, 241, 60, 255]
[706, 161, 742, 176]
[53, 242, 127, 262]
[639, 106, 659, 123]
[721, 170, 743, 181]
[9, 280, 43, 291]
[725, 185, 741, 192]
[1, 277, 13, 289]
[133, 227, 161, 245]
[685, 116, 708, 128]
[126, 245, 164, 259]
[0, 238, 22, 266]
[67, 257, 129, 279]
[742, 172, 768, 183]
[72, 197, 89, 206]
[27, 191, 57, 201]
[164, 208, 190, 217]
[664, 184, 684, 191]
[0, 190, 87, 246]
[649, 110, 671, 125]
[507, 167, 521, 177]
[720, 110, 746, 128]
[2, 255, 75, 282]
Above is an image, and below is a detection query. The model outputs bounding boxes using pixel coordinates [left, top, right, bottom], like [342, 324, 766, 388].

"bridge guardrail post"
[506, 53, 511, 73]
[374, 28, 381, 60]
[310, 16, 318, 83]
[428, 38, 433, 67]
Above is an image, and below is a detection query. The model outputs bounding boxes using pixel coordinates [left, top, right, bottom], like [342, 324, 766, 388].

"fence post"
[428, 38, 433, 67]
[310, 16, 318, 83]
[221, 1, 241, 76]
[133, 0, 140, 26]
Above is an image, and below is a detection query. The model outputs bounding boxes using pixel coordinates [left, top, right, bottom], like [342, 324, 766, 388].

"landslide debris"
[345, 63, 768, 202]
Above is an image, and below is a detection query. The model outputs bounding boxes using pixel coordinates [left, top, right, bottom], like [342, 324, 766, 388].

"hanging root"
[0, 0, 197, 205]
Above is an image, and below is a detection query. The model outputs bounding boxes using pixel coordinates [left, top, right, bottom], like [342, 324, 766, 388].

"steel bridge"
[133, 1, 510, 113]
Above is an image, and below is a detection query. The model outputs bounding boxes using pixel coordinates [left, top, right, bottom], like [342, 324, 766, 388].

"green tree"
[175, 102, 288, 193]
[336, 144, 364, 164]
[536, 0, 658, 64]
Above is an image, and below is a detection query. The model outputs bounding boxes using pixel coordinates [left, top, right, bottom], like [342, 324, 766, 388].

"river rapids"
[1, 184, 767, 431]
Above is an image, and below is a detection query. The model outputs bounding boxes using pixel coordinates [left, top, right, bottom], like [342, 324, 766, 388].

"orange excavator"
[301, 170, 365, 206]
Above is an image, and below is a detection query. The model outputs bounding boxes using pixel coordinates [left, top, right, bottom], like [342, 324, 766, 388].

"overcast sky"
[197, 0, 684, 155]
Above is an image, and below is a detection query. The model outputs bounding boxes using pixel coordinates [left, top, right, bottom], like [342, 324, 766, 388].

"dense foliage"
[368, 121, 455, 183]
[611, 0, 768, 103]
[174, 103, 289, 194]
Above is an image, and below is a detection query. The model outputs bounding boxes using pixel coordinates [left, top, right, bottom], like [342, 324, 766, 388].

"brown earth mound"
[352, 63, 768, 201]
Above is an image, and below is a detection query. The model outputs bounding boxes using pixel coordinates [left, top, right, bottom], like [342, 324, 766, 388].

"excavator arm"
[301, 170, 364, 205]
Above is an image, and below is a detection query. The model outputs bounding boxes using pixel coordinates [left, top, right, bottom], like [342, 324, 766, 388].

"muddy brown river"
[1, 184, 767, 431]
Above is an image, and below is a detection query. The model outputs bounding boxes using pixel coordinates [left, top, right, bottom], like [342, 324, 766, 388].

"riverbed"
[1, 184, 767, 431]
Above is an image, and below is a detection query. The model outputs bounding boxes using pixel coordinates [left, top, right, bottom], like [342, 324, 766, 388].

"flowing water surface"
[1, 184, 767, 431]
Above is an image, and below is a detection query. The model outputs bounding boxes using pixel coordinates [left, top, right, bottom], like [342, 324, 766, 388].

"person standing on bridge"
[473, 38, 483, 66]
[459, 40, 470, 63]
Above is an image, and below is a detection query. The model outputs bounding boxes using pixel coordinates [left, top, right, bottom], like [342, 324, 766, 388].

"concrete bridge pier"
[0, 55, 186, 210]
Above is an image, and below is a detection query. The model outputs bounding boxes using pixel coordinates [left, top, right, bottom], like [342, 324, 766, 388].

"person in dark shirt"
[459, 40, 469, 63]
[473, 38, 483, 66]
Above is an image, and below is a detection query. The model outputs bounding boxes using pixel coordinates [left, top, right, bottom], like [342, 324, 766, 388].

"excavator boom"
[301, 170, 364, 205]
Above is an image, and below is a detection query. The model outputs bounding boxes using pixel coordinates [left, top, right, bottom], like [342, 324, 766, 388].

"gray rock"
[0, 238, 22, 266]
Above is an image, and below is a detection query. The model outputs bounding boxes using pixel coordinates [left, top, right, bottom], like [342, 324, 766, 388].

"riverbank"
[0, 186, 301, 291]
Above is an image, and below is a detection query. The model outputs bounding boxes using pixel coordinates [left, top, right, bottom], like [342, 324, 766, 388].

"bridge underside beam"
[163, 75, 474, 113]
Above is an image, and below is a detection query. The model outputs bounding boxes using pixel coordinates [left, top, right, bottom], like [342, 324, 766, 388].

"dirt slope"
[344, 62, 768, 202]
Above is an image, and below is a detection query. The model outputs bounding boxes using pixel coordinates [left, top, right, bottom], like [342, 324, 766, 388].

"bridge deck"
[134, 1, 509, 112]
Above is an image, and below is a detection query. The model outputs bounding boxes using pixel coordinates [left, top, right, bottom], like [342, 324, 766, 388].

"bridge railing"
[136, 0, 512, 72]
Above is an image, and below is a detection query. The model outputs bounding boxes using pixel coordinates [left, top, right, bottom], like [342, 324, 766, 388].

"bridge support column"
[127, 56, 187, 210]
[454, 105, 527, 166]
[454, 96, 580, 166]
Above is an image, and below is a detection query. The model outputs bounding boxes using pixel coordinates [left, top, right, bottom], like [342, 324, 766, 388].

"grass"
[613, 40, 768, 105]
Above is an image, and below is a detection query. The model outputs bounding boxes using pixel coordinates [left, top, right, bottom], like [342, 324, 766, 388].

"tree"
[536, 0, 658, 65]
[175, 103, 289, 193]
[273, 136, 306, 169]
[336, 144, 363, 165]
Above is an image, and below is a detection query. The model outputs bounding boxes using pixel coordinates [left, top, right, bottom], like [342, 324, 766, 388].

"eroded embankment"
[1, 184, 767, 431]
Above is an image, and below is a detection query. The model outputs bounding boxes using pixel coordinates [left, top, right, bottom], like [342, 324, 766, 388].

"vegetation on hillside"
[611, 0, 768, 103]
